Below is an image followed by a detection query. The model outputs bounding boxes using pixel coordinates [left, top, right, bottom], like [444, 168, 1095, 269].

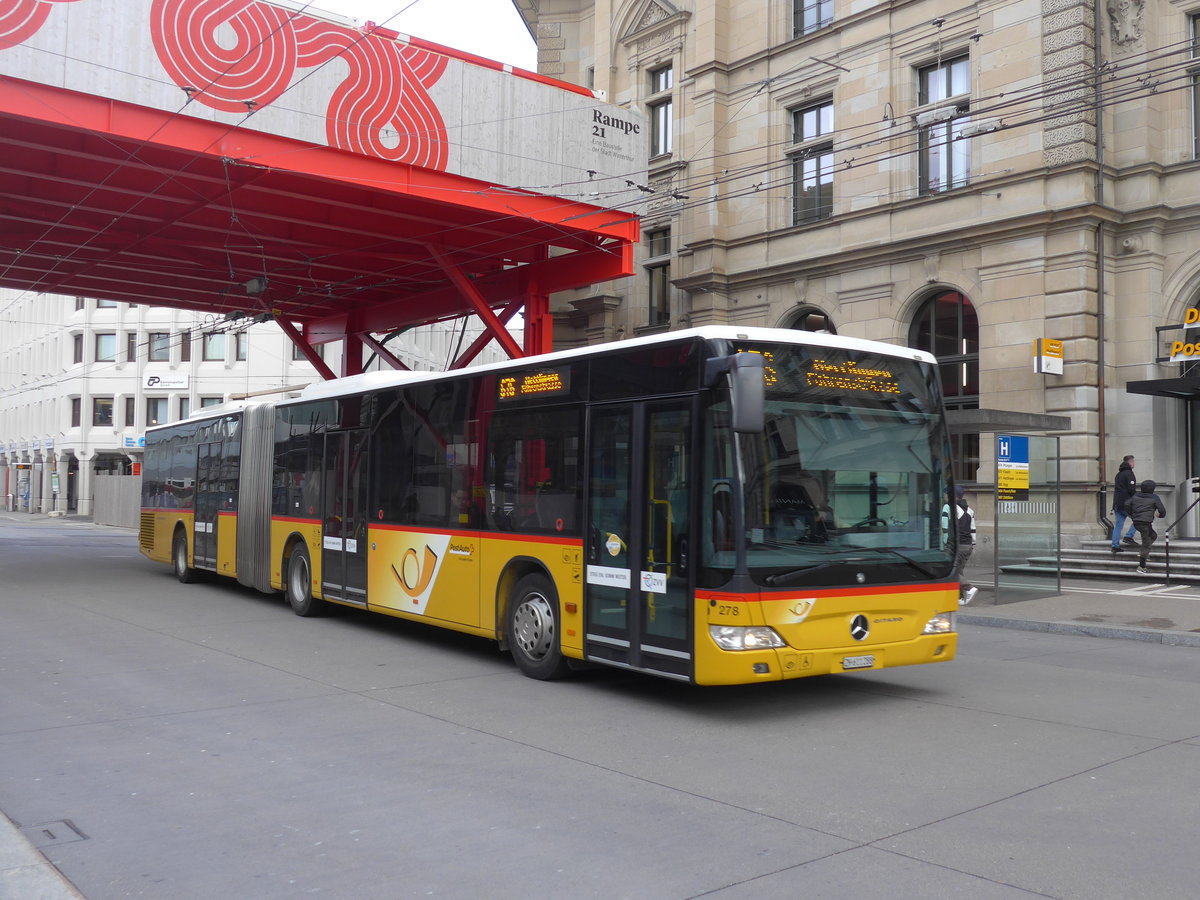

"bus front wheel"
[173, 531, 195, 584]
[286, 543, 327, 617]
[507, 573, 570, 680]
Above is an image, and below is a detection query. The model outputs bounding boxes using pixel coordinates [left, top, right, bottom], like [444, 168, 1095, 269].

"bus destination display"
[735, 347, 903, 396]
[805, 359, 902, 395]
[498, 368, 571, 402]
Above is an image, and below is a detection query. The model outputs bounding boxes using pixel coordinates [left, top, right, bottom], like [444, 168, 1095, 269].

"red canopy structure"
[0, 0, 640, 377]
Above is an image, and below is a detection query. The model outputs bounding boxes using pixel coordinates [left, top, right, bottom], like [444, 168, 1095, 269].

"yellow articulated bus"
[139, 326, 959, 685]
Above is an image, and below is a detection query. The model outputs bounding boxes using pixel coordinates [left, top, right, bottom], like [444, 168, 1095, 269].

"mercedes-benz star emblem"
[850, 614, 870, 641]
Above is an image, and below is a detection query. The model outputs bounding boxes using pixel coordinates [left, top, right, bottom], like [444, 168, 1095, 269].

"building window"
[95, 333, 116, 362]
[235, 331, 247, 361]
[179, 397, 190, 420]
[202, 332, 225, 361]
[648, 65, 673, 157]
[71, 397, 81, 427]
[644, 228, 671, 326]
[791, 307, 836, 333]
[909, 290, 979, 481]
[790, 100, 834, 224]
[200, 396, 223, 408]
[124, 396, 135, 428]
[146, 397, 167, 426]
[96, 298, 118, 309]
[180, 330, 192, 362]
[93, 397, 114, 426]
[126, 332, 138, 363]
[149, 332, 170, 361]
[291, 340, 324, 361]
[1193, 16, 1200, 158]
[917, 56, 971, 194]
[74, 296, 85, 311]
[794, 0, 833, 36]
[72, 334, 83, 364]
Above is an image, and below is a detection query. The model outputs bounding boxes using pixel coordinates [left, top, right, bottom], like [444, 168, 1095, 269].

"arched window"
[790, 307, 836, 334]
[909, 291, 979, 481]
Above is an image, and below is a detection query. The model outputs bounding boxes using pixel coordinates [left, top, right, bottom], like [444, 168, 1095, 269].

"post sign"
[997, 434, 1030, 502]
[1033, 338, 1063, 375]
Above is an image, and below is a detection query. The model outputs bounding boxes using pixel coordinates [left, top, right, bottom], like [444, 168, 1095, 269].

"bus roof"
[286, 326, 937, 404]
[145, 326, 939, 434]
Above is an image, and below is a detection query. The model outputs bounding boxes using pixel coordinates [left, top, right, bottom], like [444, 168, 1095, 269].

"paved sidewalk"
[955, 562, 1200, 647]
[0, 813, 82, 900]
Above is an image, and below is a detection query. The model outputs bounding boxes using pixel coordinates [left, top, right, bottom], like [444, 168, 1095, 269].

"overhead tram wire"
[11, 8, 1187, 335]
[217, 41, 1199, 322]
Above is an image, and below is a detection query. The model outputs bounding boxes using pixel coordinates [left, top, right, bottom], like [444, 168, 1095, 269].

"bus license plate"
[842, 655, 875, 670]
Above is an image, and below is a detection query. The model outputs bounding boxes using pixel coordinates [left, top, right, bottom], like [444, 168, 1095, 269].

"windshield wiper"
[842, 546, 938, 578]
[764, 556, 871, 586]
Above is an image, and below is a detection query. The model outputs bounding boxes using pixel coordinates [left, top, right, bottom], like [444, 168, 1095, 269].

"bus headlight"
[709, 625, 786, 651]
[922, 612, 956, 634]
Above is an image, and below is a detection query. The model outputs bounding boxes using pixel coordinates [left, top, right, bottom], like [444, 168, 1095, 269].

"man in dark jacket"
[1127, 479, 1167, 574]
[1110, 455, 1138, 553]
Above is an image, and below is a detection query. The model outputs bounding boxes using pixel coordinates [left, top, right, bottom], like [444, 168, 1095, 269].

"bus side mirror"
[705, 353, 765, 434]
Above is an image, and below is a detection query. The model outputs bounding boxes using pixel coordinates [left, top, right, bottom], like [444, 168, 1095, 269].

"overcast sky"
[312, 0, 537, 69]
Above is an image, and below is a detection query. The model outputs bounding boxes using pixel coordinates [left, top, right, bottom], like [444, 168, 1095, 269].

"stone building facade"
[514, 0, 1200, 542]
[0, 290, 516, 516]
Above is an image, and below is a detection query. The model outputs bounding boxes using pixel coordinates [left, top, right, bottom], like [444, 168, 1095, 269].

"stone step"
[1000, 563, 1200, 583]
[1045, 551, 1200, 572]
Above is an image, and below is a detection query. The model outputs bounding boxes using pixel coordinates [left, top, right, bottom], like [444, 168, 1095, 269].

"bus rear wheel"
[507, 573, 570, 680]
[286, 543, 327, 617]
[173, 531, 195, 584]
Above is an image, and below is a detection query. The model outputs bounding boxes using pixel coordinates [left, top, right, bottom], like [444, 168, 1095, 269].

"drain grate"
[19, 820, 88, 848]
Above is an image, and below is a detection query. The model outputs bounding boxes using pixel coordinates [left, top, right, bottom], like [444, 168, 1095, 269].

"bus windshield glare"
[701, 343, 955, 588]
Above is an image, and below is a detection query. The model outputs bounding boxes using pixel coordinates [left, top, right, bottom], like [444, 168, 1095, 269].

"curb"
[0, 813, 84, 899]
[958, 613, 1200, 647]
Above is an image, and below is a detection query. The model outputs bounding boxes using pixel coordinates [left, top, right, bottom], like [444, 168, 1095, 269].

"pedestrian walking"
[1126, 479, 1167, 574]
[1110, 454, 1138, 553]
[942, 485, 977, 605]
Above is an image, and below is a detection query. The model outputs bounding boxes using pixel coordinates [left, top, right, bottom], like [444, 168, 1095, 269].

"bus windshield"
[701, 343, 955, 588]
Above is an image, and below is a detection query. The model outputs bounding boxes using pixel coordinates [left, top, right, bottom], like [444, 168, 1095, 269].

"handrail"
[1161, 496, 1200, 586]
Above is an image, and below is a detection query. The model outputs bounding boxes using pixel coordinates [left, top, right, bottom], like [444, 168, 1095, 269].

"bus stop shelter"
[946, 409, 1072, 602]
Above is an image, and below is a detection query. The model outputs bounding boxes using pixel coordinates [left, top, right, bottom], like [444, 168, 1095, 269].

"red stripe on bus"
[696, 582, 959, 603]
[272, 516, 321, 525]
[369, 523, 583, 545]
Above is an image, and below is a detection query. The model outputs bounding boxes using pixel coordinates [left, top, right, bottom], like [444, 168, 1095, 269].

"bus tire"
[286, 543, 327, 617]
[173, 531, 195, 584]
[507, 573, 571, 680]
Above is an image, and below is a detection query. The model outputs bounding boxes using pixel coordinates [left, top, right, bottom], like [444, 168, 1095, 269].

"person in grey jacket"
[1126, 480, 1167, 574]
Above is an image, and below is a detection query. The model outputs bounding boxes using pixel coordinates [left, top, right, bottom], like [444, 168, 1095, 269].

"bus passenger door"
[193, 440, 220, 569]
[585, 401, 693, 681]
[320, 430, 368, 606]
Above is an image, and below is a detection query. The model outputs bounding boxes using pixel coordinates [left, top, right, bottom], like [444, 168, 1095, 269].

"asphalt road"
[1, 515, 1198, 899]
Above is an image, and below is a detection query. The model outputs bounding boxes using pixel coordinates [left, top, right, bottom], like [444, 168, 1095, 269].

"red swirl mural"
[149, 0, 449, 169]
[0, 0, 82, 50]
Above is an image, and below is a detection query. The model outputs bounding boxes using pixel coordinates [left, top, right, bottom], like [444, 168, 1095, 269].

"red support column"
[358, 333, 410, 371]
[523, 290, 552, 356]
[276, 318, 337, 381]
[341, 334, 365, 378]
[428, 246, 525, 359]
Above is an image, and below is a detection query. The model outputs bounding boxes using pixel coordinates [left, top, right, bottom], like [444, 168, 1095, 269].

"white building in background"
[0, 290, 516, 515]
